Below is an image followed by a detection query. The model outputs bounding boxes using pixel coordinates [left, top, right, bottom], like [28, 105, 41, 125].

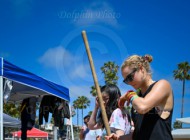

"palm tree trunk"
[77, 108, 79, 126]
[181, 79, 185, 118]
[82, 108, 84, 126]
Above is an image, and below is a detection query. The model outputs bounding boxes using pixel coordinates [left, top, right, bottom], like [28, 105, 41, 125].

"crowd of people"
[79, 54, 174, 140]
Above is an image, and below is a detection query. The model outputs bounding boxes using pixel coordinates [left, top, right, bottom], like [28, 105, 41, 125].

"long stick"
[81, 30, 111, 136]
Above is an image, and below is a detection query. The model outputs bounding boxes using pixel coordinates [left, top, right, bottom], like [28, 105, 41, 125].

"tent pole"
[53, 126, 57, 140]
[69, 104, 74, 140]
[0, 75, 3, 140]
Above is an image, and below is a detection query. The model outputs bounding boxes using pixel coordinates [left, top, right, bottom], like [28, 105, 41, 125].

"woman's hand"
[79, 127, 84, 140]
[95, 96, 100, 108]
[118, 90, 135, 108]
[105, 133, 119, 140]
[118, 95, 127, 108]
[96, 135, 102, 140]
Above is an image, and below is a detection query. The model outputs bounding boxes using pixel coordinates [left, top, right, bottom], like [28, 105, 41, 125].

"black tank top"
[132, 82, 173, 140]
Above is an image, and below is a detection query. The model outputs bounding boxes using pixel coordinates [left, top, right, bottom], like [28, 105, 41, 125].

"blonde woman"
[106, 54, 173, 140]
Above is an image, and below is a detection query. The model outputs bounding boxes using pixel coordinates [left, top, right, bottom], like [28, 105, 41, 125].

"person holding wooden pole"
[88, 84, 131, 140]
[82, 31, 131, 140]
[81, 30, 111, 136]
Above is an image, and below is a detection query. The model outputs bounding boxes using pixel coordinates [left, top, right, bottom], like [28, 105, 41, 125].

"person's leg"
[21, 129, 27, 140]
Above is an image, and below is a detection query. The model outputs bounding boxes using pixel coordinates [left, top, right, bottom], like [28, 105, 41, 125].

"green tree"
[90, 61, 119, 97]
[101, 61, 119, 85]
[3, 103, 21, 119]
[173, 121, 182, 129]
[88, 111, 92, 116]
[90, 85, 101, 97]
[73, 100, 80, 127]
[173, 61, 190, 118]
[77, 96, 90, 125]
[50, 116, 54, 124]
[3, 103, 21, 137]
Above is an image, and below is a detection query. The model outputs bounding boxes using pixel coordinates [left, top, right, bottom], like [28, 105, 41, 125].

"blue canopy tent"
[0, 57, 73, 140]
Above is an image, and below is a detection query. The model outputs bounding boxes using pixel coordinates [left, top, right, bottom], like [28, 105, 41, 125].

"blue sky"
[0, 0, 190, 127]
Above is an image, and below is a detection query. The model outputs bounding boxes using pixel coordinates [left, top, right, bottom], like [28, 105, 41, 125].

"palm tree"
[90, 61, 119, 97]
[90, 85, 101, 97]
[88, 111, 92, 116]
[101, 61, 119, 85]
[173, 61, 190, 118]
[77, 96, 90, 125]
[73, 100, 80, 127]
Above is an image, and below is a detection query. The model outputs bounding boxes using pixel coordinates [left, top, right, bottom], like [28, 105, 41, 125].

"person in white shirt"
[80, 115, 102, 140]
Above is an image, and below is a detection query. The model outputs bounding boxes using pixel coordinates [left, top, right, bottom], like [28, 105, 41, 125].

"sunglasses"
[123, 69, 137, 84]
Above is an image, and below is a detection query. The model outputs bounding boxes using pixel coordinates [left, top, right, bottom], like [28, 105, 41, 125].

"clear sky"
[0, 0, 190, 127]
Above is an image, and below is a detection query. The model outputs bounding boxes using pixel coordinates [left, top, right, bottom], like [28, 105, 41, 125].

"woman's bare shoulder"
[155, 79, 171, 88]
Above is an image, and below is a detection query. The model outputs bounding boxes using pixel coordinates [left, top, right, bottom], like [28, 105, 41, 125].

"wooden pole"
[81, 30, 111, 136]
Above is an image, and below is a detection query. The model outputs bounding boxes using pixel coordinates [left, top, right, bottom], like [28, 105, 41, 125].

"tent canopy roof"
[12, 127, 48, 138]
[0, 57, 70, 102]
[3, 113, 21, 128]
[176, 117, 190, 124]
[172, 128, 190, 138]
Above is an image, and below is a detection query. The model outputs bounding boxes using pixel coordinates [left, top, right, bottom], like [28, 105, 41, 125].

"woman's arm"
[115, 129, 124, 137]
[88, 97, 103, 130]
[110, 109, 129, 136]
[132, 79, 172, 114]
[79, 127, 84, 140]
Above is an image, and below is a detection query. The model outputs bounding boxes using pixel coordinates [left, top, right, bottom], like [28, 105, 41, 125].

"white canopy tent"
[172, 117, 190, 139]
[0, 57, 74, 140]
[3, 113, 21, 128]
[172, 129, 190, 139]
[176, 117, 190, 124]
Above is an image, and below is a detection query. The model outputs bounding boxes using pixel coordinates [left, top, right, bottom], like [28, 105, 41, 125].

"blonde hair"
[121, 54, 153, 75]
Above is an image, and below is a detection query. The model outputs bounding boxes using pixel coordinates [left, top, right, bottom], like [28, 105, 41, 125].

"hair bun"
[143, 54, 153, 63]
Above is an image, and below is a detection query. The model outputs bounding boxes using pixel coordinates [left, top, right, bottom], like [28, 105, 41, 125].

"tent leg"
[0, 76, 3, 140]
[69, 104, 74, 140]
[53, 126, 57, 140]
